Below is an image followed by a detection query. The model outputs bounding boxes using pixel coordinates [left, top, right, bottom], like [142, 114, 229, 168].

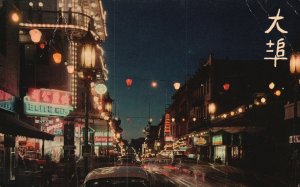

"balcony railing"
[19, 9, 106, 40]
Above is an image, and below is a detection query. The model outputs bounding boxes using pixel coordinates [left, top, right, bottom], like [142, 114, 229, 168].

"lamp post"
[289, 52, 300, 186]
[104, 95, 113, 158]
[78, 22, 99, 177]
[208, 102, 216, 162]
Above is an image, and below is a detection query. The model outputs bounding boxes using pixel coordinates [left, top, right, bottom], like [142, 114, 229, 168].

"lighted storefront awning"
[0, 110, 54, 140]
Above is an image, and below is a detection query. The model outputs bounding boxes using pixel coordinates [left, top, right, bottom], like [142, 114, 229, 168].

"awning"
[0, 109, 54, 140]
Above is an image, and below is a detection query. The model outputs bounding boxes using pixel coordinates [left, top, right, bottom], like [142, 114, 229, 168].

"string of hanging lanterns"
[124, 77, 181, 91]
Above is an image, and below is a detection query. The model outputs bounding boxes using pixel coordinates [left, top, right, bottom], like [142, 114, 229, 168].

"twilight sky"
[101, 0, 300, 141]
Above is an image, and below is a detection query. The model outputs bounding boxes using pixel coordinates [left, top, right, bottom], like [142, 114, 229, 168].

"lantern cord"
[286, 0, 299, 16]
[245, 0, 293, 52]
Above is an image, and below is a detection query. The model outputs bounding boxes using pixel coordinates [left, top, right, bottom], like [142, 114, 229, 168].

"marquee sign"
[24, 88, 73, 116]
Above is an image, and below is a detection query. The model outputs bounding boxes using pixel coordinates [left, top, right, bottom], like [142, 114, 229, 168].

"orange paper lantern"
[53, 52, 62, 64]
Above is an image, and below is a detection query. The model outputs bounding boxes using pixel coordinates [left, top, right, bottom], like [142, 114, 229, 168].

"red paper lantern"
[223, 83, 230, 91]
[39, 43, 45, 49]
[126, 78, 133, 88]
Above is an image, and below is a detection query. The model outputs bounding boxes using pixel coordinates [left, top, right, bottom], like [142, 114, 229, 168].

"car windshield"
[84, 177, 149, 187]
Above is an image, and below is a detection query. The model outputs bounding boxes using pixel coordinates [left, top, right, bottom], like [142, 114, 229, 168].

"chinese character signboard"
[24, 88, 73, 116]
[0, 89, 16, 112]
[164, 113, 171, 141]
[264, 9, 288, 67]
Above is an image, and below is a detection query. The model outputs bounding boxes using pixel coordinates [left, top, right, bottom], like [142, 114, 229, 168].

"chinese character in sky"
[264, 38, 287, 67]
[265, 9, 288, 34]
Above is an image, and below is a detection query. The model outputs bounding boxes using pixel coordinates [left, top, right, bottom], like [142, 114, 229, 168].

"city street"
[142, 159, 288, 187]
[1, 0, 300, 186]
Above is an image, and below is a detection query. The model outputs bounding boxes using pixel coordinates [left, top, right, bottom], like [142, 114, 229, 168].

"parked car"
[83, 166, 150, 187]
[116, 156, 139, 166]
[23, 151, 46, 170]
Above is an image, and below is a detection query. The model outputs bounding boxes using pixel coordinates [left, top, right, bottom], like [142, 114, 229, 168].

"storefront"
[0, 109, 54, 185]
[212, 134, 227, 164]
[193, 135, 210, 162]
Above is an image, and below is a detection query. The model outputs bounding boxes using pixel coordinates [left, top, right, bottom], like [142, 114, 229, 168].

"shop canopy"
[0, 109, 54, 140]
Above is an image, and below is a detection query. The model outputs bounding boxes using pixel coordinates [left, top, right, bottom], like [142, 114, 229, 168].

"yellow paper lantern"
[290, 52, 300, 74]
[173, 82, 181, 90]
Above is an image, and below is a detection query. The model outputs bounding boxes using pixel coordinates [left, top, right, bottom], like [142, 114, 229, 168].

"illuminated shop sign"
[0, 90, 16, 112]
[94, 136, 113, 143]
[24, 88, 73, 116]
[194, 137, 208, 145]
[46, 123, 63, 136]
[212, 135, 223, 145]
[94, 136, 113, 146]
[164, 113, 171, 134]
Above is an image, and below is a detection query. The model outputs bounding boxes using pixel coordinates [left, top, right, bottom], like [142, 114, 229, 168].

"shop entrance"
[214, 145, 226, 164]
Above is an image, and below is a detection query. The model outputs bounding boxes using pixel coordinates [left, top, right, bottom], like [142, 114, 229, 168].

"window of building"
[231, 146, 239, 158]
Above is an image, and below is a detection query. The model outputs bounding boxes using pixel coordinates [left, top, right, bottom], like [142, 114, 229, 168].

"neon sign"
[0, 90, 15, 112]
[164, 113, 171, 138]
[24, 88, 73, 116]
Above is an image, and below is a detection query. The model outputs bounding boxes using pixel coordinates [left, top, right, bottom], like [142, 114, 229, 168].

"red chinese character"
[52, 92, 61, 105]
[61, 93, 71, 105]
[41, 90, 51, 103]
[30, 89, 41, 102]
[0, 91, 4, 100]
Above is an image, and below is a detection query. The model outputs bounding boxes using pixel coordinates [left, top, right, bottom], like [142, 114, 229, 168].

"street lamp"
[104, 96, 113, 157]
[78, 23, 99, 177]
[289, 52, 300, 186]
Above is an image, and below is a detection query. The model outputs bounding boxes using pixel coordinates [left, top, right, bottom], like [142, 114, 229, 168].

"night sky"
[101, 0, 300, 141]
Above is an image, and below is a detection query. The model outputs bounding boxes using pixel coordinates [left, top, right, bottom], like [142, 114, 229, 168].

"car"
[23, 151, 46, 170]
[83, 166, 151, 187]
[116, 156, 139, 166]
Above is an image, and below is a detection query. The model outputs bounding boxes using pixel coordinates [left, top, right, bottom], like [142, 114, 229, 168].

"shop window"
[231, 146, 239, 158]
[239, 148, 243, 159]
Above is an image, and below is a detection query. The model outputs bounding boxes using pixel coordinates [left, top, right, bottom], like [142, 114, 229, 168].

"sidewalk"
[189, 162, 289, 186]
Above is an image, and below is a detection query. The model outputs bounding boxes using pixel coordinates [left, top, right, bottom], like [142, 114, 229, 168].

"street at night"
[1, 0, 300, 187]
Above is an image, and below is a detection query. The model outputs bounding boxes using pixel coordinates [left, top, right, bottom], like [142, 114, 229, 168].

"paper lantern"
[223, 83, 230, 91]
[290, 52, 300, 74]
[151, 81, 158, 88]
[39, 43, 45, 49]
[208, 103, 216, 114]
[173, 82, 180, 90]
[274, 90, 281, 96]
[53, 52, 62, 64]
[67, 65, 74, 74]
[11, 12, 20, 23]
[29, 29, 42, 43]
[126, 78, 133, 88]
[269, 82, 275, 90]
